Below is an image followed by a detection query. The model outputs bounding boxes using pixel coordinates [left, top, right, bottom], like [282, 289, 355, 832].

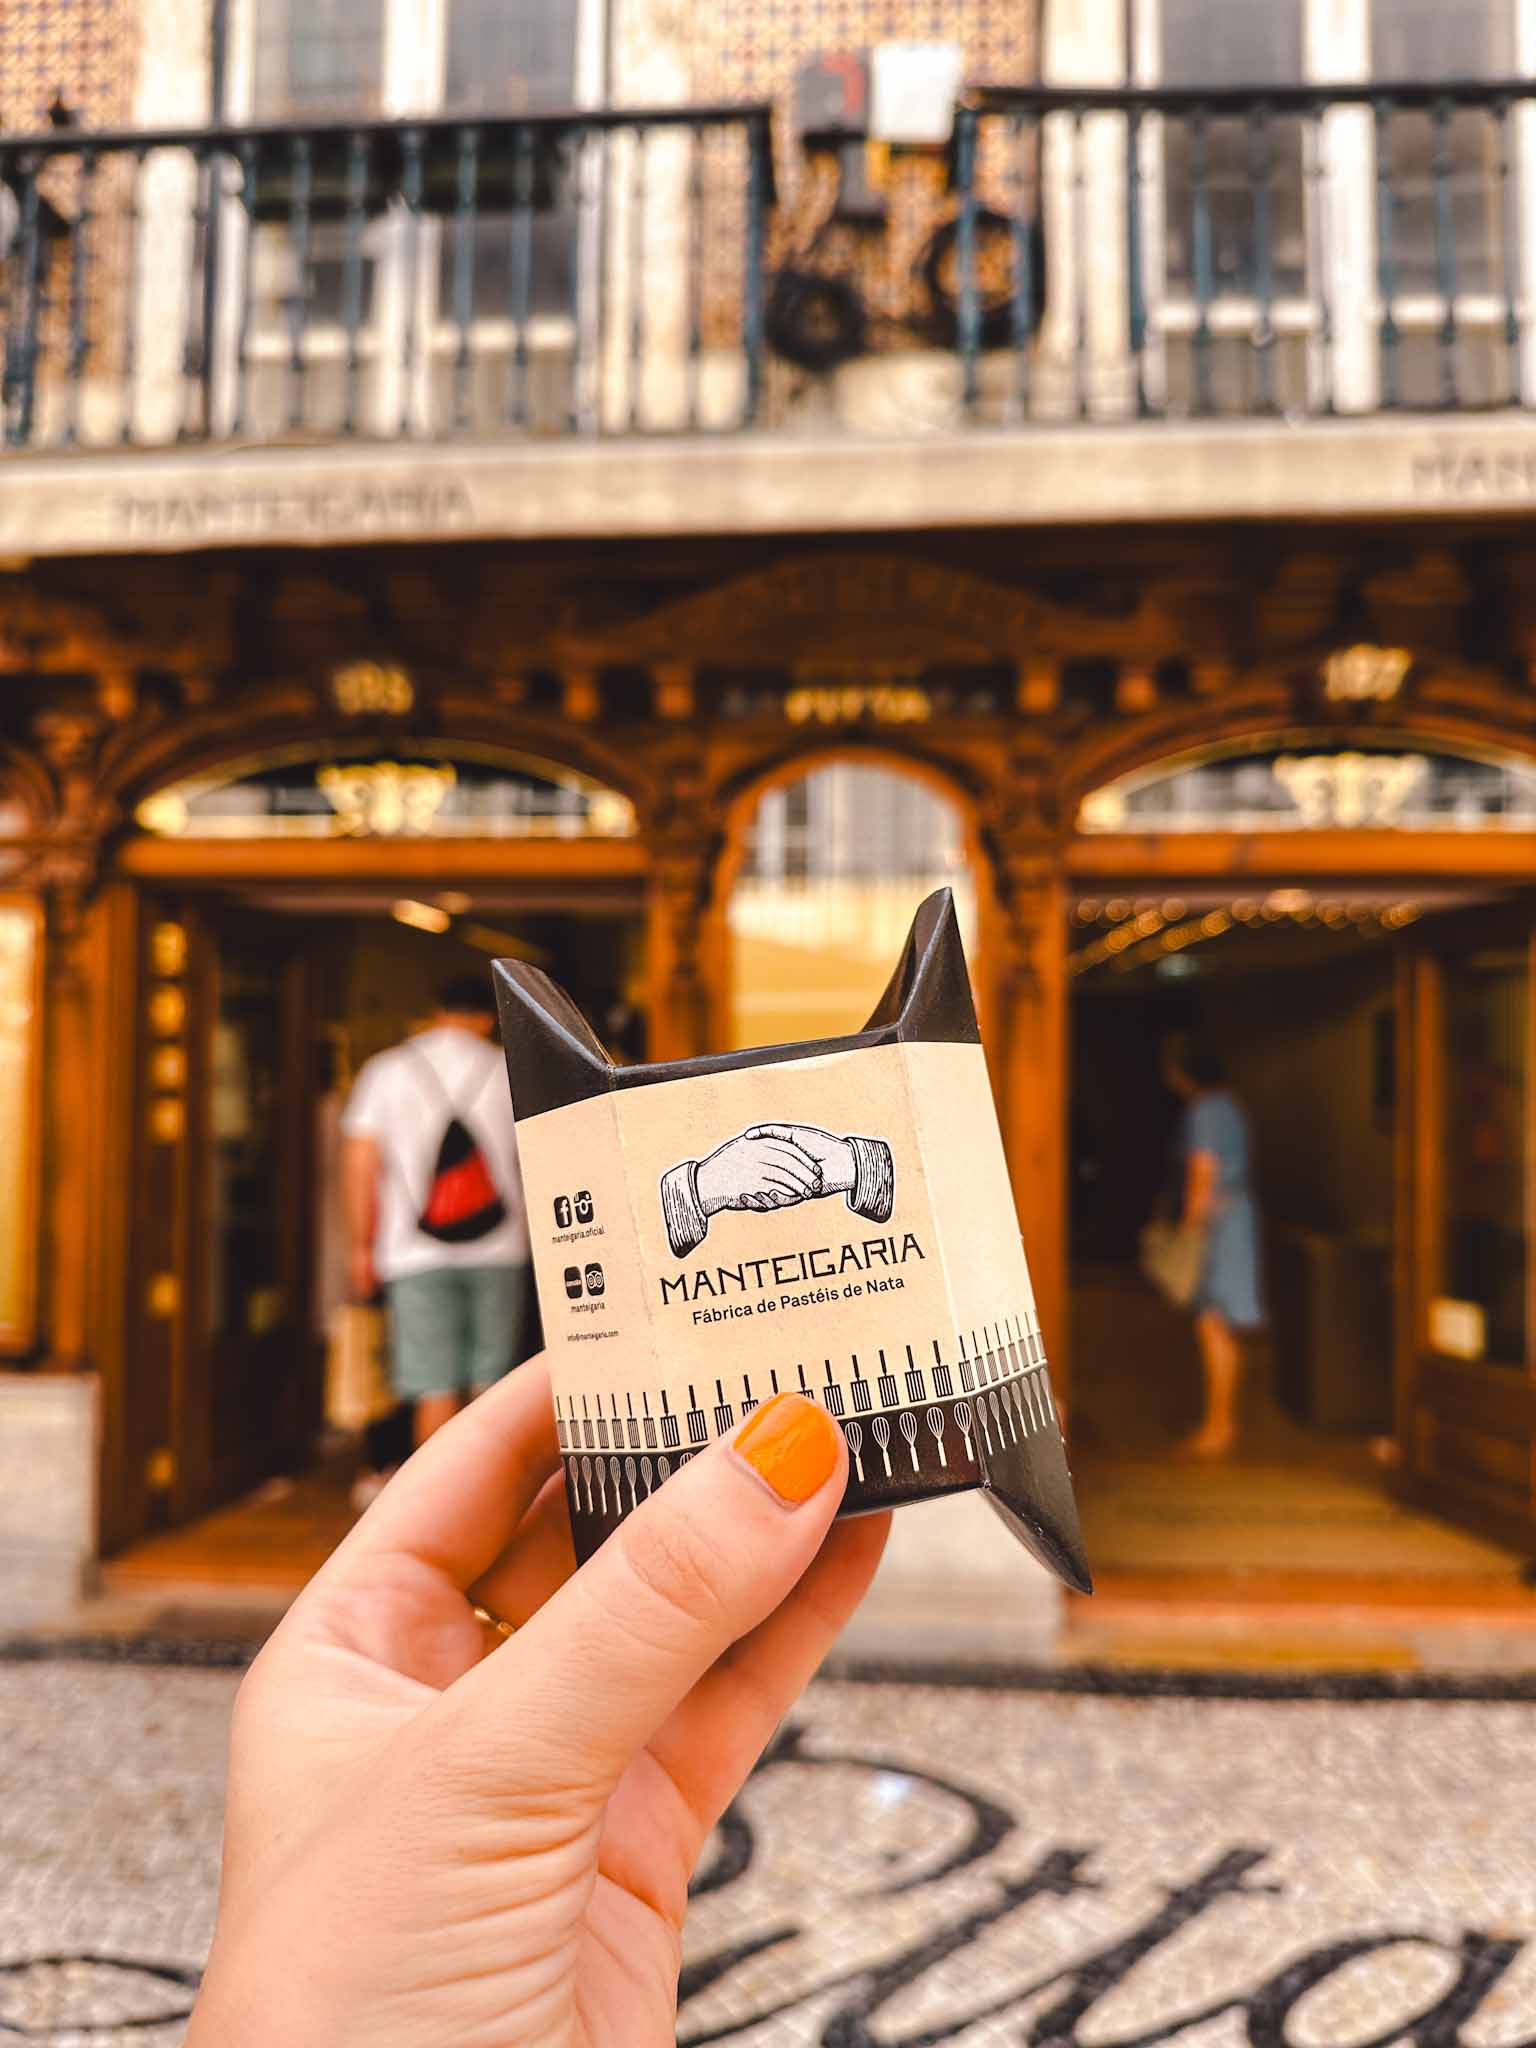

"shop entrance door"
[1400, 902, 1536, 1556]
[125, 896, 315, 1539]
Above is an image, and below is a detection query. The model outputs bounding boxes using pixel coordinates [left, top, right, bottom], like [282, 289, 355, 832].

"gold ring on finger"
[472, 1602, 517, 1640]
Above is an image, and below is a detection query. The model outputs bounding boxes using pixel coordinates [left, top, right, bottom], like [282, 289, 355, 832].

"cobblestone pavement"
[3, 1657, 1536, 2044]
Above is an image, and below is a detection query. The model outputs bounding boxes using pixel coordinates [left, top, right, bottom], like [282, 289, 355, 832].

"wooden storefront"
[5, 525, 1536, 1560]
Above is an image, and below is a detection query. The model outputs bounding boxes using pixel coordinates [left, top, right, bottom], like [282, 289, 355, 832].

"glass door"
[1400, 905, 1536, 1551]
[120, 896, 314, 1535]
[188, 906, 317, 1513]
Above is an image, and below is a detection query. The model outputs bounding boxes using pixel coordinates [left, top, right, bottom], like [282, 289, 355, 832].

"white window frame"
[1358, 0, 1535, 408]
[213, 0, 607, 433]
[1129, 0, 1325, 414]
[1108, 0, 1536, 414]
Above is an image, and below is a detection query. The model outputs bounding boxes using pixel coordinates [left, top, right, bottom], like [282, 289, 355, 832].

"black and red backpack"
[410, 1050, 508, 1244]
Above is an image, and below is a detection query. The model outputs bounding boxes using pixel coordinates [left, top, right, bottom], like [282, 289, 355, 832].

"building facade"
[6, 0, 1536, 1601]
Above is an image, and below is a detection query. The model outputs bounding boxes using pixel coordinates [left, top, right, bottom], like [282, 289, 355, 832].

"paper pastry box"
[494, 889, 1090, 1592]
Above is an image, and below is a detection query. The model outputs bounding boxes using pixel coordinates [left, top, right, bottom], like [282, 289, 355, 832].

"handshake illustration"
[659, 1122, 896, 1258]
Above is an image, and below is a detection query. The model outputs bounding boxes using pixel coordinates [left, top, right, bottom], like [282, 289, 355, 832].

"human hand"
[348, 1243, 379, 1303]
[186, 1362, 887, 2048]
[748, 1123, 857, 1197]
[694, 1128, 824, 1216]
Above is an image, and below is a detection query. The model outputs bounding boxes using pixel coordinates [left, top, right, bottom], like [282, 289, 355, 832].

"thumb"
[443, 1395, 846, 1794]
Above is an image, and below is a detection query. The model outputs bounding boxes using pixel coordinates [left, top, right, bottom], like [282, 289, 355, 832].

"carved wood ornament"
[6, 535, 1536, 934]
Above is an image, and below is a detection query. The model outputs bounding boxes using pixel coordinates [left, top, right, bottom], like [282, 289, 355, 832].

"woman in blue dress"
[1162, 1034, 1265, 1458]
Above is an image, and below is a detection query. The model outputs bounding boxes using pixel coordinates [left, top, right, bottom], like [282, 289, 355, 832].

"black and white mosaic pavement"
[2, 1655, 1535, 2044]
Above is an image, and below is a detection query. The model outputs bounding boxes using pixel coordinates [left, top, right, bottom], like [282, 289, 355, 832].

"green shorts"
[385, 1263, 530, 1401]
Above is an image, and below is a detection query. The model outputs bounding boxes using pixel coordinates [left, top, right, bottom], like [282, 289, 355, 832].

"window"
[239, 0, 592, 337]
[254, 0, 386, 118]
[1161, 0, 1302, 86]
[436, 0, 586, 320]
[443, 0, 583, 113]
[1160, 0, 1307, 300]
[1076, 742, 1536, 834]
[1371, 0, 1516, 297]
[730, 765, 975, 1051]
[134, 747, 638, 841]
[1442, 951, 1528, 1366]
[0, 902, 40, 1350]
[248, 0, 389, 332]
[1371, 0, 1514, 79]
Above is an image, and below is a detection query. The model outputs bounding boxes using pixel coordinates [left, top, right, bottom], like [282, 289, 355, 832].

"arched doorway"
[102, 737, 648, 1563]
[1064, 728, 1536, 1580]
[723, 757, 979, 1051]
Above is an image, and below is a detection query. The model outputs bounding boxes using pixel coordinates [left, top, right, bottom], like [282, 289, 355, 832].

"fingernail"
[732, 1393, 841, 1506]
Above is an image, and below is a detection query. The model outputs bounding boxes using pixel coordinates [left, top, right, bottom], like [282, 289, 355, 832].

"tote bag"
[325, 1303, 395, 1432]
[1139, 1213, 1206, 1309]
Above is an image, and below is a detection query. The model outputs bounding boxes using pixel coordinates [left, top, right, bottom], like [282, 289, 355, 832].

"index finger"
[435, 1395, 847, 1798]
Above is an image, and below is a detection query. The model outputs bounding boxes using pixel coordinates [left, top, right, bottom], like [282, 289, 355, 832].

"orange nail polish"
[733, 1393, 841, 1506]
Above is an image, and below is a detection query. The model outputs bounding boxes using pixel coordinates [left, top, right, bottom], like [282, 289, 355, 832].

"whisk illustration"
[954, 1399, 975, 1459]
[844, 1419, 865, 1483]
[926, 1405, 948, 1466]
[993, 1389, 1015, 1447]
[624, 1455, 638, 1510]
[899, 1410, 920, 1470]
[871, 1414, 893, 1476]
[1014, 1373, 1034, 1432]
[975, 1395, 994, 1455]
[640, 1455, 654, 1497]
[657, 1453, 671, 1484]
[579, 1455, 594, 1514]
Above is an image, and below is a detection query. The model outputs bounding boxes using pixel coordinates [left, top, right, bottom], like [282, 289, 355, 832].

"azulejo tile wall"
[0, 0, 137, 132]
[614, 0, 1037, 366]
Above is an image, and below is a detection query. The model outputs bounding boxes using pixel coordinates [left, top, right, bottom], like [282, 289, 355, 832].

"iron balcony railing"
[4, 82, 1536, 453]
[0, 103, 775, 450]
[955, 80, 1536, 421]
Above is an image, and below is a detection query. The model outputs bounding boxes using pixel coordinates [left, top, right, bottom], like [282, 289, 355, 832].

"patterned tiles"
[3, 1656, 1536, 2044]
[614, 0, 1035, 363]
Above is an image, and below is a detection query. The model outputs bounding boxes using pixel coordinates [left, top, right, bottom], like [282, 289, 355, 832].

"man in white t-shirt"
[341, 976, 530, 1449]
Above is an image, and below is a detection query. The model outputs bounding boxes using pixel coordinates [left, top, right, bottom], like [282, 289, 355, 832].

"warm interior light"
[135, 790, 190, 837]
[392, 899, 451, 934]
[437, 891, 473, 915]
[1071, 880, 1408, 978]
[460, 922, 551, 965]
